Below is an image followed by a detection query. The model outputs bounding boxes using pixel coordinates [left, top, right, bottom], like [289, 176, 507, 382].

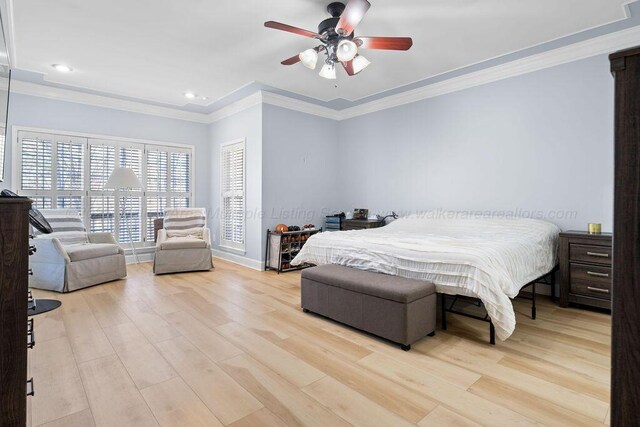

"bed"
[291, 214, 561, 341]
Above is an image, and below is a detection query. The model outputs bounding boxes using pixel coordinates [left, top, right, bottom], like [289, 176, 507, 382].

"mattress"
[292, 214, 560, 340]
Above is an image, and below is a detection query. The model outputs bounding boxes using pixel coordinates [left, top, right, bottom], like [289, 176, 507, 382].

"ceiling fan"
[264, 0, 413, 80]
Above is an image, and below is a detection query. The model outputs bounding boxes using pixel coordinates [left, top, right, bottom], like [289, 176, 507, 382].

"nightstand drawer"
[569, 244, 612, 266]
[570, 263, 611, 298]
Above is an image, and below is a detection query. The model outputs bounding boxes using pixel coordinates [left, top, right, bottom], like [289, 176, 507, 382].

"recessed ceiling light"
[201, 96, 209, 101]
[52, 64, 72, 72]
[184, 92, 197, 99]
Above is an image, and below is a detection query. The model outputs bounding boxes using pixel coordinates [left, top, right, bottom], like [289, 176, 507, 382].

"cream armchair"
[153, 208, 213, 274]
[30, 210, 127, 292]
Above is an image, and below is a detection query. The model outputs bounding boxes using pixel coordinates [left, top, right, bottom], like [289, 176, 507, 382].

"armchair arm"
[156, 229, 168, 248]
[203, 227, 211, 248]
[31, 237, 70, 264]
[88, 232, 118, 245]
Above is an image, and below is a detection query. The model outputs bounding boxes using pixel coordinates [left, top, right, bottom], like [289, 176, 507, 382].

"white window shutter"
[220, 140, 245, 251]
[17, 130, 194, 246]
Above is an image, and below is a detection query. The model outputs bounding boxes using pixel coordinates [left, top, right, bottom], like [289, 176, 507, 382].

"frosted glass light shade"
[319, 62, 337, 80]
[352, 54, 371, 74]
[336, 40, 358, 62]
[104, 167, 143, 190]
[299, 48, 318, 69]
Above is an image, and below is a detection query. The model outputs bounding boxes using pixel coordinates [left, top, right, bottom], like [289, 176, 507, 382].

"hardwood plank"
[78, 355, 158, 427]
[433, 339, 609, 421]
[279, 335, 437, 423]
[358, 353, 538, 426]
[83, 293, 130, 328]
[228, 408, 288, 427]
[33, 307, 67, 343]
[37, 409, 95, 427]
[115, 342, 177, 389]
[417, 406, 480, 427]
[163, 310, 242, 362]
[216, 322, 325, 388]
[220, 354, 350, 427]
[155, 336, 263, 425]
[30, 337, 89, 426]
[302, 376, 413, 427]
[140, 377, 223, 427]
[469, 376, 605, 426]
[62, 312, 115, 363]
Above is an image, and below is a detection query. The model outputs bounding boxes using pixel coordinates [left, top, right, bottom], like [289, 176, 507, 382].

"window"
[220, 140, 245, 251]
[17, 130, 194, 245]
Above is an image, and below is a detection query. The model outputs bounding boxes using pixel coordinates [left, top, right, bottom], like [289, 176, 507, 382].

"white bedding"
[292, 215, 560, 340]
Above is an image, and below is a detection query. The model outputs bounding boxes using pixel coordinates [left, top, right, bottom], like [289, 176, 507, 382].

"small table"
[342, 219, 386, 231]
[559, 230, 612, 310]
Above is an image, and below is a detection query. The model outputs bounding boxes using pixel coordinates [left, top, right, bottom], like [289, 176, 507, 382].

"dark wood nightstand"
[559, 230, 612, 310]
[342, 219, 385, 231]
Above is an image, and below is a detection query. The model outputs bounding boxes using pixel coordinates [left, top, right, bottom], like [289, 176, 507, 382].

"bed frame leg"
[531, 282, 537, 320]
[401, 344, 411, 351]
[489, 321, 496, 345]
[440, 294, 447, 330]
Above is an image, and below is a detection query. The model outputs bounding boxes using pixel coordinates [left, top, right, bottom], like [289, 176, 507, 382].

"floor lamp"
[105, 167, 143, 263]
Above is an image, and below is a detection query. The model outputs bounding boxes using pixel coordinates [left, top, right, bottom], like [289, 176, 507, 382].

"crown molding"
[206, 91, 263, 123]
[0, 0, 17, 67]
[11, 80, 210, 123]
[8, 25, 640, 125]
[337, 25, 640, 120]
[261, 92, 340, 120]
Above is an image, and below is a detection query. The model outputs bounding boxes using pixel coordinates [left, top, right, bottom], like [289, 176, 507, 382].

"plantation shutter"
[17, 130, 193, 246]
[220, 140, 245, 251]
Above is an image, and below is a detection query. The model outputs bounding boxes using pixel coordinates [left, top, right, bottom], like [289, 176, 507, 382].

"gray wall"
[209, 105, 263, 261]
[262, 104, 341, 235]
[337, 55, 614, 231]
[5, 93, 211, 209]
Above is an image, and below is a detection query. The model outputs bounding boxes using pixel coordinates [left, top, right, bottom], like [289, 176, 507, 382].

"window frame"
[220, 138, 246, 253]
[12, 126, 196, 248]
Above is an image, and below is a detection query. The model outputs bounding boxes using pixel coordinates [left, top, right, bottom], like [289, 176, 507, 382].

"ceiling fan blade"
[336, 0, 371, 36]
[281, 54, 301, 66]
[356, 37, 413, 51]
[341, 60, 355, 76]
[264, 21, 319, 38]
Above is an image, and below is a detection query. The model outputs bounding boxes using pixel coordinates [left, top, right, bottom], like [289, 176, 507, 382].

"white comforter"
[292, 215, 560, 340]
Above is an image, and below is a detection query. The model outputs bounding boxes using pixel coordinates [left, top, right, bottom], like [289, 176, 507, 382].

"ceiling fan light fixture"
[299, 48, 319, 69]
[336, 39, 358, 62]
[352, 54, 371, 74]
[319, 62, 337, 80]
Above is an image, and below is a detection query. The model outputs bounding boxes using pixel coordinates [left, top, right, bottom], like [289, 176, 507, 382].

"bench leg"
[489, 321, 496, 345]
[428, 331, 435, 337]
[302, 308, 310, 313]
[401, 344, 411, 351]
[441, 294, 447, 330]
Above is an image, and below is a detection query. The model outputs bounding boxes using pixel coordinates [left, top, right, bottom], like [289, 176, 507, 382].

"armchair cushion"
[159, 237, 209, 250]
[65, 243, 121, 262]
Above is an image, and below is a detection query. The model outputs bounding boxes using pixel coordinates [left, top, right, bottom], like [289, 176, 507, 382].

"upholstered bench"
[301, 264, 436, 351]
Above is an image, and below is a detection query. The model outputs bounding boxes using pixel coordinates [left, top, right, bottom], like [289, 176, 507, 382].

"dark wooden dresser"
[342, 219, 385, 231]
[559, 231, 612, 310]
[610, 46, 640, 425]
[0, 197, 32, 426]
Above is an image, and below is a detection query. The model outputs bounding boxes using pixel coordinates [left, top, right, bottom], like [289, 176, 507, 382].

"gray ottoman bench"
[301, 264, 436, 351]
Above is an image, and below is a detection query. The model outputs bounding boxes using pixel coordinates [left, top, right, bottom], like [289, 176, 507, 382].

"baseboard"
[212, 249, 264, 271]
[125, 252, 154, 264]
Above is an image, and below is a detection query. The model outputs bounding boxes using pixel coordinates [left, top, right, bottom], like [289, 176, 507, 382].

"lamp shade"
[104, 167, 143, 190]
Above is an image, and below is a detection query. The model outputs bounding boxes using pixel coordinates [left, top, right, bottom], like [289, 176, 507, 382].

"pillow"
[36, 209, 89, 245]
[163, 208, 206, 237]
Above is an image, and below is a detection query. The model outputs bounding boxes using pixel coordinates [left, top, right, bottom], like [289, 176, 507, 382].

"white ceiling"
[11, 0, 629, 107]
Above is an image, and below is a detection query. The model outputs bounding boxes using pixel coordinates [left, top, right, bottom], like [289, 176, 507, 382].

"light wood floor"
[27, 259, 611, 427]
